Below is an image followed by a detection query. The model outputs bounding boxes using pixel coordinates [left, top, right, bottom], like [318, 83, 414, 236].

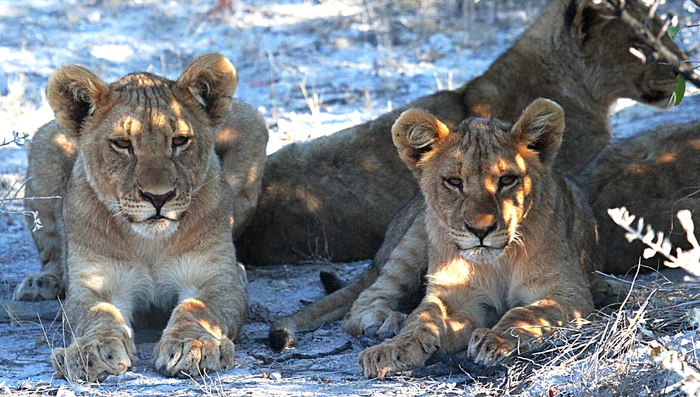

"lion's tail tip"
[268, 326, 295, 352]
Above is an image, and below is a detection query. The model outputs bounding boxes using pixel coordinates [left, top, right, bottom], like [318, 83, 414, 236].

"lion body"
[241, 0, 681, 265]
[17, 54, 267, 381]
[355, 99, 605, 377]
[581, 121, 700, 274]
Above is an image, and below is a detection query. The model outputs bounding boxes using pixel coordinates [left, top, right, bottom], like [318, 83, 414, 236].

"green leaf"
[667, 26, 679, 40]
[672, 75, 686, 106]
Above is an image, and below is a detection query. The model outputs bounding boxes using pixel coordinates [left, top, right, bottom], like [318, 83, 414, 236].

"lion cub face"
[392, 99, 565, 263]
[46, 54, 238, 238]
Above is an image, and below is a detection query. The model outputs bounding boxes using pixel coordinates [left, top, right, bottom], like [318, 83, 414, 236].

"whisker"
[192, 170, 226, 195]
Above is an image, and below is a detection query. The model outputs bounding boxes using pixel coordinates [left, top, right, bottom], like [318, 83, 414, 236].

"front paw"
[468, 328, 515, 366]
[52, 330, 136, 382]
[343, 307, 406, 340]
[13, 272, 64, 301]
[357, 337, 430, 378]
[154, 332, 235, 378]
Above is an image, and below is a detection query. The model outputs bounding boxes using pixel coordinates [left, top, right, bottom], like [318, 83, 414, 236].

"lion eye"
[172, 136, 190, 147]
[444, 177, 462, 188]
[499, 175, 518, 188]
[111, 139, 132, 150]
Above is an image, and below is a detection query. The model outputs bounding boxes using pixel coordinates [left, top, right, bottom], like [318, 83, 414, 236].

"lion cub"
[30, 54, 259, 381]
[357, 99, 604, 378]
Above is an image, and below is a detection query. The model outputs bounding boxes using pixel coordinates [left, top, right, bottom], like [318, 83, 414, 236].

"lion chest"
[432, 257, 538, 328]
[74, 236, 218, 313]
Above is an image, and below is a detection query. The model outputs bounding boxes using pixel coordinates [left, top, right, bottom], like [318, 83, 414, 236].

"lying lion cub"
[31, 54, 259, 381]
[357, 99, 604, 378]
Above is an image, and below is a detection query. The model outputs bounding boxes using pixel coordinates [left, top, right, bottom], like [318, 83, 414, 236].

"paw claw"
[468, 328, 514, 367]
[52, 332, 135, 382]
[13, 273, 64, 301]
[155, 333, 234, 378]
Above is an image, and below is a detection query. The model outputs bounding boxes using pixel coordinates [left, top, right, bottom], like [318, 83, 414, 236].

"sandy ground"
[1, 0, 700, 395]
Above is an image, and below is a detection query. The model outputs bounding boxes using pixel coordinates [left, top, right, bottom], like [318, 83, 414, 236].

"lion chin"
[458, 246, 504, 264]
[131, 218, 179, 239]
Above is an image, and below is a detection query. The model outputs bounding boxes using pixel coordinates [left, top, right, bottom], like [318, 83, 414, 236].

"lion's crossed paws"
[13, 272, 64, 301]
[154, 331, 235, 378]
[467, 328, 515, 366]
[51, 330, 136, 382]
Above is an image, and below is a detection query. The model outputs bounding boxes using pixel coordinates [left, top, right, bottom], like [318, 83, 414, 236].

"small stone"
[56, 386, 77, 397]
[269, 372, 282, 381]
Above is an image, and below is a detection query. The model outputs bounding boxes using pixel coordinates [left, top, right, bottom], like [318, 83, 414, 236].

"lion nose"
[465, 223, 495, 242]
[139, 189, 176, 213]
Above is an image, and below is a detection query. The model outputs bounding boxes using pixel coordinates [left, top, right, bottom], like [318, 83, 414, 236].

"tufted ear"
[46, 65, 109, 137]
[177, 53, 237, 121]
[567, 0, 616, 48]
[512, 98, 565, 166]
[391, 108, 451, 172]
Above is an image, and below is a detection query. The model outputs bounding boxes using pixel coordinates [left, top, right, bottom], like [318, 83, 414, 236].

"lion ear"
[391, 108, 450, 171]
[568, 0, 616, 48]
[177, 53, 237, 121]
[513, 98, 565, 166]
[46, 65, 109, 137]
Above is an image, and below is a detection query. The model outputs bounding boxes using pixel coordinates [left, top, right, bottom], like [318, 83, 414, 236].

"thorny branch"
[598, 0, 700, 88]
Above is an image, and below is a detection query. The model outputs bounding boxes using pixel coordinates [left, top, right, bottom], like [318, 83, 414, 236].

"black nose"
[139, 190, 176, 213]
[465, 223, 495, 242]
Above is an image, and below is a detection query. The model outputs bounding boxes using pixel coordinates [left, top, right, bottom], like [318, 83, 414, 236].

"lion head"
[564, 0, 684, 107]
[392, 99, 566, 263]
[47, 53, 238, 238]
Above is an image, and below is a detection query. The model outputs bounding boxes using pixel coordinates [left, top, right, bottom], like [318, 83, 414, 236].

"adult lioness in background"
[18, 53, 266, 381]
[238, 0, 683, 265]
[581, 120, 700, 274]
[355, 99, 605, 377]
[14, 55, 267, 302]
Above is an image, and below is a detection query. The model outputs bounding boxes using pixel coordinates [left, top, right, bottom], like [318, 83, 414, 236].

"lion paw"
[52, 331, 136, 382]
[357, 337, 429, 378]
[467, 328, 515, 366]
[154, 332, 235, 378]
[13, 272, 64, 301]
[344, 308, 406, 340]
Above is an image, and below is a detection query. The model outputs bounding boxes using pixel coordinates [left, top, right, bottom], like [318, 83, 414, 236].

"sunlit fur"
[355, 99, 613, 379]
[17, 53, 261, 382]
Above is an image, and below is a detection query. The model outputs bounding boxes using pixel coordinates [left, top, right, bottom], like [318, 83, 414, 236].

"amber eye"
[444, 177, 462, 188]
[499, 175, 518, 188]
[172, 136, 190, 147]
[111, 139, 132, 150]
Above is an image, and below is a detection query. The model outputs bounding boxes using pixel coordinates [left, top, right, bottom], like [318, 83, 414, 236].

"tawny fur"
[239, 0, 682, 265]
[17, 53, 266, 382]
[580, 121, 700, 274]
[357, 99, 606, 378]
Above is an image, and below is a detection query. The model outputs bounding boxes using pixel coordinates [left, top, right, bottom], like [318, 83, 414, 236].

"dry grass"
[407, 270, 700, 395]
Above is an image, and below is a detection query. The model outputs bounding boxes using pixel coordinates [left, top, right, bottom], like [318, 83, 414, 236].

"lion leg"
[15, 124, 75, 301]
[269, 264, 379, 352]
[52, 265, 138, 382]
[358, 294, 475, 378]
[154, 261, 247, 378]
[469, 288, 594, 366]
[343, 213, 427, 339]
